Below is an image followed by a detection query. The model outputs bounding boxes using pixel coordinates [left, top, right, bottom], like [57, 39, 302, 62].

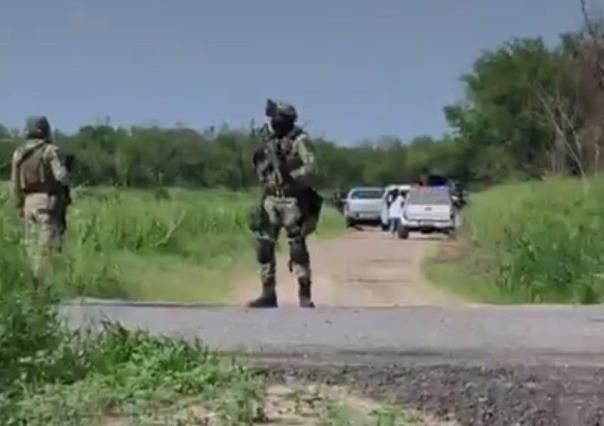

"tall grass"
[462, 177, 604, 303]
[57, 187, 255, 301]
[0, 185, 343, 302]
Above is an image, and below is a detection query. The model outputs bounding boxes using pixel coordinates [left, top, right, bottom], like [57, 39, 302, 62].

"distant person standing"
[333, 188, 345, 214]
[10, 116, 70, 281]
[388, 189, 404, 236]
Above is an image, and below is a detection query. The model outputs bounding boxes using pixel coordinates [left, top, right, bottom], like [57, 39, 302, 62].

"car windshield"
[350, 189, 383, 199]
[406, 189, 450, 205]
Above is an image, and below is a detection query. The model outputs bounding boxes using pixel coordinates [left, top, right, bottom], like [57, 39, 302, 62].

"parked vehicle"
[398, 186, 456, 239]
[343, 187, 384, 227]
[380, 184, 412, 231]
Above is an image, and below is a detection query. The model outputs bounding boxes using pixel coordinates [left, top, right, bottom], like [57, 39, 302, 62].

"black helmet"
[265, 99, 297, 121]
[265, 99, 297, 136]
[26, 116, 51, 139]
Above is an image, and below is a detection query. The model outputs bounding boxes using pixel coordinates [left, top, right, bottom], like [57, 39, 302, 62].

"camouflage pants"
[23, 194, 63, 281]
[253, 195, 311, 290]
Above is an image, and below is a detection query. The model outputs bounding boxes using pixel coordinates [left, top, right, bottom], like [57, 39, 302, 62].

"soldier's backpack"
[17, 142, 58, 193]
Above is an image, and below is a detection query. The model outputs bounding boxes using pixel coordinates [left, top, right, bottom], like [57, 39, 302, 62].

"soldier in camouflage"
[10, 116, 70, 280]
[248, 99, 321, 308]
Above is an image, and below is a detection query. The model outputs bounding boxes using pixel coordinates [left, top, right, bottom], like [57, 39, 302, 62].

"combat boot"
[298, 280, 315, 308]
[247, 282, 278, 308]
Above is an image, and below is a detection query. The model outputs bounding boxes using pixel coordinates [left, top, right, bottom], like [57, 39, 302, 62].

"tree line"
[0, 120, 466, 190]
[1, 2, 603, 190]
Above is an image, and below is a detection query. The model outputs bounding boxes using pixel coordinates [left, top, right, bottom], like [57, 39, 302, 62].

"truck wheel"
[346, 218, 356, 228]
[381, 222, 389, 231]
[397, 226, 409, 240]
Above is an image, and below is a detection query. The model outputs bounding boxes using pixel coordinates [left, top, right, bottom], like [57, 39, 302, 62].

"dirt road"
[234, 228, 461, 306]
[65, 228, 604, 425]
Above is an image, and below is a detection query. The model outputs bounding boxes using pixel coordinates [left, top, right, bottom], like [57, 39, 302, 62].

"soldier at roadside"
[332, 188, 345, 214]
[10, 116, 70, 280]
[247, 99, 322, 308]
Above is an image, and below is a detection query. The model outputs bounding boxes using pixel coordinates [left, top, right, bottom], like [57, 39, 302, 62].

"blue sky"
[0, 0, 584, 145]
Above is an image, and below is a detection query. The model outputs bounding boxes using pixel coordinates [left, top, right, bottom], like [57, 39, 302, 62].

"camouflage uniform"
[248, 100, 321, 308]
[10, 117, 70, 280]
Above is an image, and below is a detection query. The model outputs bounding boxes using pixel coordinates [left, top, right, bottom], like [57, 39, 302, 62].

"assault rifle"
[58, 153, 75, 236]
[253, 123, 287, 196]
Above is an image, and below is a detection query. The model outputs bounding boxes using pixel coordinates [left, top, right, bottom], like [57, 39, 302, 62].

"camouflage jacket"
[10, 138, 70, 209]
[253, 127, 316, 196]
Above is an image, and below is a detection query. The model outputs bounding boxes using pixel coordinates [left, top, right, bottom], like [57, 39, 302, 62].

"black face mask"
[270, 116, 294, 137]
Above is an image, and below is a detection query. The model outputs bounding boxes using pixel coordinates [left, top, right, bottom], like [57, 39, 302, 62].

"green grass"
[0, 185, 344, 302]
[9, 325, 266, 426]
[423, 252, 529, 304]
[320, 400, 422, 426]
[0, 213, 266, 425]
[426, 176, 604, 304]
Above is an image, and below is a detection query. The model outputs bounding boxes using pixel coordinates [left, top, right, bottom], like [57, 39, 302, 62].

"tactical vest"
[17, 141, 61, 195]
[268, 127, 302, 160]
[257, 127, 305, 196]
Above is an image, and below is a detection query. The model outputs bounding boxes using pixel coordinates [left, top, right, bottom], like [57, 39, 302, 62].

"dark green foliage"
[0, 125, 468, 189]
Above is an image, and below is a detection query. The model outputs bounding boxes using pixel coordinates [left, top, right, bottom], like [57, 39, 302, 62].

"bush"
[464, 177, 604, 303]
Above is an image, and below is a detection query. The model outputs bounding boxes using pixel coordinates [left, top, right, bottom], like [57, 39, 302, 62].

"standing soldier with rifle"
[10, 116, 70, 281]
[247, 99, 322, 308]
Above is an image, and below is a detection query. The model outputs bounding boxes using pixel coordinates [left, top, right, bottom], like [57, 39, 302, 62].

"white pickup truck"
[398, 186, 457, 239]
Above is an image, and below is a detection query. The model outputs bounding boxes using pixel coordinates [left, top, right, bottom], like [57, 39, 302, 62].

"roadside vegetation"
[0, 242, 411, 425]
[427, 177, 604, 304]
[420, 1, 604, 306]
[0, 215, 265, 425]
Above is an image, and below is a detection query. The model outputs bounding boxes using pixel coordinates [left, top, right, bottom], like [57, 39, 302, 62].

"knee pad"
[255, 239, 274, 264]
[289, 238, 309, 265]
